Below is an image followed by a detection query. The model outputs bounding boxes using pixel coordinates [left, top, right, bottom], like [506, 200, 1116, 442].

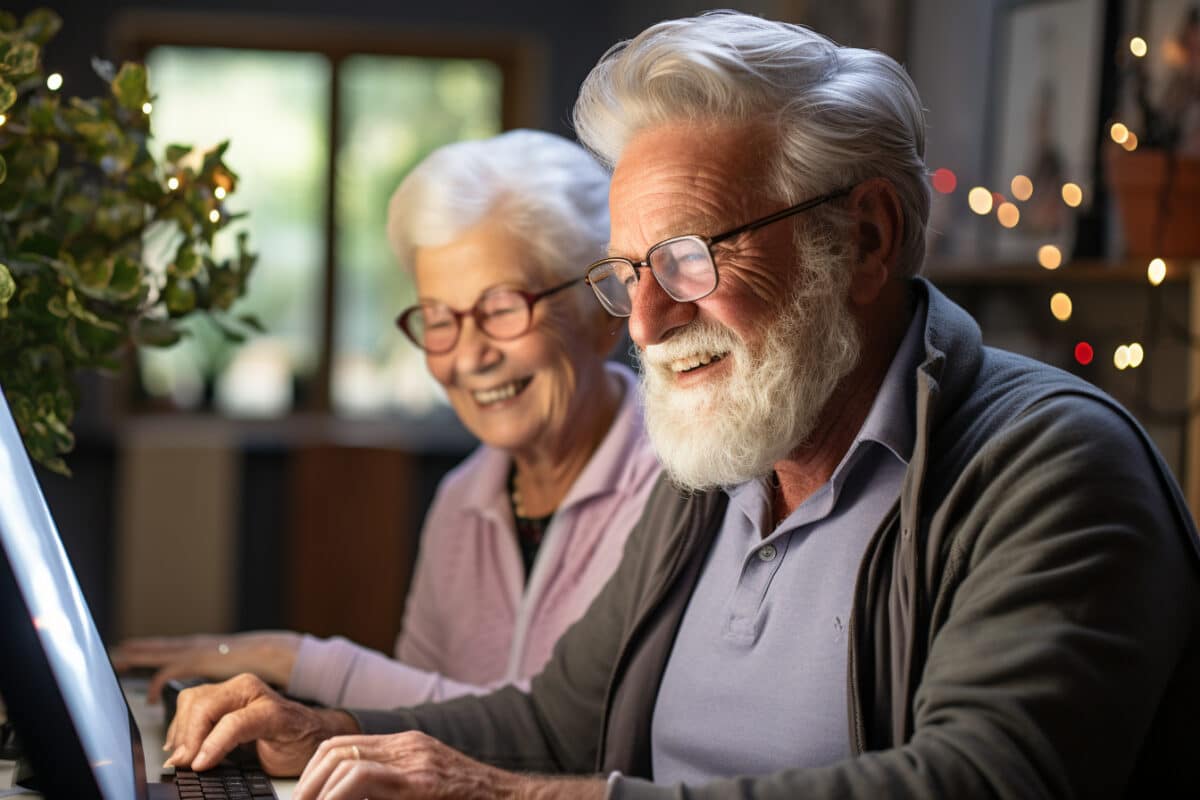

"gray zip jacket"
[354, 280, 1200, 798]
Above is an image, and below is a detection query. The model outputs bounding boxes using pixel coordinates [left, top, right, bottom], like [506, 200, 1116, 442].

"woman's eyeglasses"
[396, 277, 583, 354]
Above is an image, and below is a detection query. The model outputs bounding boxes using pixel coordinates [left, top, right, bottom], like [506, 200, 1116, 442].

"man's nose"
[628, 270, 697, 347]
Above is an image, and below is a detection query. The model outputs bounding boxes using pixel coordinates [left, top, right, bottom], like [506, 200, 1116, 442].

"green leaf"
[164, 278, 196, 315]
[165, 144, 192, 164]
[133, 316, 182, 347]
[39, 140, 58, 175]
[1, 42, 38, 76]
[207, 313, 247, 344]
[76, 256, 115, 289]
[237, 313, 266, 333]
[0, 79, 15, 114]
[200, 141, 231, 175]
[106, 255, 142, 300]
[65, 288, 121, 332]
[111, 62, 149, 111]
[46, 294, 68, 318]
[21, 9, 62, 45]
[172, 243, 201, 279]
[0, 153, 6, 185]
[0, 261, 14, 318]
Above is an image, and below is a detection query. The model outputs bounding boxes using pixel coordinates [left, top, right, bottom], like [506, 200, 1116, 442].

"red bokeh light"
[1074, 342, 1094, 365]
[992, 191, 1007, 207]
[932, 167, 957, 194]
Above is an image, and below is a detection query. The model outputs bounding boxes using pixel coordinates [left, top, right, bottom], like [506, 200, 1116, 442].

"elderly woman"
[114, 130, 660, 710]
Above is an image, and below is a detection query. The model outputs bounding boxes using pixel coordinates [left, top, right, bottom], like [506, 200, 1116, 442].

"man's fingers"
[191, 704, 279, 771]
[166, 675, 271, 768]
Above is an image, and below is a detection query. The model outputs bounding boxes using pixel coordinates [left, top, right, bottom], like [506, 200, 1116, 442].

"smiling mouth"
[471, 377, 533, 406]
[669, 351, 728, 374]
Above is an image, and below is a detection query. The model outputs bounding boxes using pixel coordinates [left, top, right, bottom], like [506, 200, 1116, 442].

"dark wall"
[11, 0, 652, 137]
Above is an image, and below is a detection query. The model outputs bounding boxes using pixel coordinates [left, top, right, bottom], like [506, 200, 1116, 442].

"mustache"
[639, 320, 744, 368]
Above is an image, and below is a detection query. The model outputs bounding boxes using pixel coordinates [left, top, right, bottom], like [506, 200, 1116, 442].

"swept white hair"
[573, 10, 930, 274]
[386, 129, 610, 284]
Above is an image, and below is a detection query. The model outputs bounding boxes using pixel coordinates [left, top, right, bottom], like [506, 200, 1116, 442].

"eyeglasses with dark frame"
[396, 277, 584, 354]
[584, 186, 854, 317]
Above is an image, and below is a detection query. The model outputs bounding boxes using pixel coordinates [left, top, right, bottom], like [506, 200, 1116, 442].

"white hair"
[386, 129, 610, 284]
[573, 10, 931, 275]
[638, 227, 860, 491]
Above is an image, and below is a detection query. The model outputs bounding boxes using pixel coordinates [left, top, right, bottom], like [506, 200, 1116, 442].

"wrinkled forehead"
[607, 120, 780, 255]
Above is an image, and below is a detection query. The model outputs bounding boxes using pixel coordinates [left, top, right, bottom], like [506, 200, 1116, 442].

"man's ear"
[847, 178, 903, 306]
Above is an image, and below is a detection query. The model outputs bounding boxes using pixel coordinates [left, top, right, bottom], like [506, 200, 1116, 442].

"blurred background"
[7, 0, 1199, 653]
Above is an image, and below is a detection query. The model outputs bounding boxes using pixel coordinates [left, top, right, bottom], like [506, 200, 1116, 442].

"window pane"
[333, 55, 503, 416]
[139, 47, 331, 416]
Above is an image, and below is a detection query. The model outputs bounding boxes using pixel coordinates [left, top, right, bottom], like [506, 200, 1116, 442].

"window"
[118, 15, 532, 419]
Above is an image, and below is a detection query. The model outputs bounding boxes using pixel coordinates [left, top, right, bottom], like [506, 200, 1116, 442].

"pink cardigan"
[287, 363, 660, 709]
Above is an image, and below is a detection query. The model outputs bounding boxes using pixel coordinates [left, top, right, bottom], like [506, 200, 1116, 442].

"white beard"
[637, 234, 861, 492]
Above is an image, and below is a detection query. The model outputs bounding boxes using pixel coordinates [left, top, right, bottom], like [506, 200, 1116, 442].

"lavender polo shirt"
[640, 297, 925, 790]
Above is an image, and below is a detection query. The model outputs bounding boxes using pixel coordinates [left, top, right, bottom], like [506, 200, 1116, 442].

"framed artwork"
[986, 0, 1106, 262]
[1132, 0, 1200, 157]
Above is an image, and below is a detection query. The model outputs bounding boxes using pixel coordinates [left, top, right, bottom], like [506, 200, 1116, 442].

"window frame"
[112, 10, 542, 414]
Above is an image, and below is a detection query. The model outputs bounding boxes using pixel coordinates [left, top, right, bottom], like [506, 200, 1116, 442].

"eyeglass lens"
[407, 289, 533, 353]
[589, 237, 717, 315]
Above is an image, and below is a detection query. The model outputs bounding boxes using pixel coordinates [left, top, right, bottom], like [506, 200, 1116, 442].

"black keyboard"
[171, 759, 277, 799]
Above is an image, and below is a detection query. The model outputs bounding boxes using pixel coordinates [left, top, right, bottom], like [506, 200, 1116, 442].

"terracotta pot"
[1106, 146, 1200, 257]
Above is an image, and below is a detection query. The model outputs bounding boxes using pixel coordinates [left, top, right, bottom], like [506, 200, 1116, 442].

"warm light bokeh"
[1050, 292, 1073, 321]
[1038, 244, 1062, 270]
[1011, 175, 1033, 201]
[997, 202, 1020, 228]
[1061, 183, 1083, 207]
[1148, 258, 1167, 286]
[1130, 36, 1148, 58]
[968, 186, 993, 215]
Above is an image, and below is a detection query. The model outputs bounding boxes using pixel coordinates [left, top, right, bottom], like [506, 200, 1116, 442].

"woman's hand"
[293, 732, 605, 800]
[111, 631, 303, 703]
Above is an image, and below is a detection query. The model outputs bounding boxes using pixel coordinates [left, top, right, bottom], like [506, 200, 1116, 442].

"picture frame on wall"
[985, 0, 1106, 263]
[1132, 0, 1200, 157]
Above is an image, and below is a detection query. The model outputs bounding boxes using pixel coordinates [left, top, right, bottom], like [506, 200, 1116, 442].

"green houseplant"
[0, 8, 257, 474]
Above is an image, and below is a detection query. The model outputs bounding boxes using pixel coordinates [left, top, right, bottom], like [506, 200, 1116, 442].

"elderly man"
[166, 11, 1200, 799]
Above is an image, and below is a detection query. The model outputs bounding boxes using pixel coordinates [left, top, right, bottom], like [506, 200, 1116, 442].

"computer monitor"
[0, 385, 147, 799]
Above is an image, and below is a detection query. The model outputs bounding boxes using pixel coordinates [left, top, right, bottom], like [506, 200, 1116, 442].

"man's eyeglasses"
[584, 186, 853, 317]
[396, 278, 583, 354]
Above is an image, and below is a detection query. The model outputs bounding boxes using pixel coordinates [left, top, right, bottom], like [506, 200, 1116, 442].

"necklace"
[510, 476, 529, 519]
[509, 467, 556, 521]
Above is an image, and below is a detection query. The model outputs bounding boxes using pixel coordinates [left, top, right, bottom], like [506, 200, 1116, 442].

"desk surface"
[0, 678, 297, 799]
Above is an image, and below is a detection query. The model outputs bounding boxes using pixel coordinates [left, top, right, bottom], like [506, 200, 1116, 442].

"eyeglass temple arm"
[533, 275, 588, 301]
[708, 186, 854, 246]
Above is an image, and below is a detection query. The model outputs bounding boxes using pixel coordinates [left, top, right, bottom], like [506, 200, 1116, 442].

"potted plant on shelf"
[0, 8, 258, 474]
[1106, 5, 1200, 258]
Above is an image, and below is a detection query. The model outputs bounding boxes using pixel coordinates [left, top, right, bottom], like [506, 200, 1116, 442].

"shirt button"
[758, 544, 777, 562]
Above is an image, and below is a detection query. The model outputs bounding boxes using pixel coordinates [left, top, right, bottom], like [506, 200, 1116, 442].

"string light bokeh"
[927, 16, 1184, 379]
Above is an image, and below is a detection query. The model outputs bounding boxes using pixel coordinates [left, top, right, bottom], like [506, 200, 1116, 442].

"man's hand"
[111, 631, 302, 703]
[293, 731, 606, 800]
[163, 673, 358, 776]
